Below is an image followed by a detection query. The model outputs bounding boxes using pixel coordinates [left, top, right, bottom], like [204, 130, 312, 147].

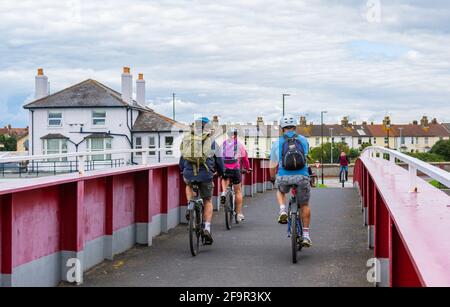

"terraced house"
[24, 68, 186, 169]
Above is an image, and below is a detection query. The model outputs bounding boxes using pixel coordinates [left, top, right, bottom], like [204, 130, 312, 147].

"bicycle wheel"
[225, 192, 233, 230]
[189, 209, 200, 256]
[291, 213, 298, 264]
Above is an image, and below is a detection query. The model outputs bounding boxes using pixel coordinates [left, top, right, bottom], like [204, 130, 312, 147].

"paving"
[80, 187, 373, 287]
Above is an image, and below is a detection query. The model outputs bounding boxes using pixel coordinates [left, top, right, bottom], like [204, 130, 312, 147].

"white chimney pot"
[121, 67, 133, 104]
[35, 68, 48, 100]
[136, 73, 146, 106]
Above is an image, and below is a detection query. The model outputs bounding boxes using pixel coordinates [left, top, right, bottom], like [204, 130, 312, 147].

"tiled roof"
[0, 127, 29, 138]
[132, 111, 188, 132]
[367, 124, 450, 137]
[40, 133, 69, 140]
[24, 79, 150, 111]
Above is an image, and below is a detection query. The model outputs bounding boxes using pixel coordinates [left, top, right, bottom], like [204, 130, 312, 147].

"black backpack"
[281, 134, 306, 171]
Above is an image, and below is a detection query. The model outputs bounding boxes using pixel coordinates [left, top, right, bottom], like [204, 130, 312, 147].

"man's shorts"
[276, 175, 311, 205]
[184, 178, 214, 200]
[222, 169, 242, 185]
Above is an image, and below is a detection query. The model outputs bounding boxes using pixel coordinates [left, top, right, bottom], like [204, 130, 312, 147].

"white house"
[24, 68, 186, 171]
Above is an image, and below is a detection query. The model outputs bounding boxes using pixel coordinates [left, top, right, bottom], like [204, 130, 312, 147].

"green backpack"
[181, 131, 213, 176]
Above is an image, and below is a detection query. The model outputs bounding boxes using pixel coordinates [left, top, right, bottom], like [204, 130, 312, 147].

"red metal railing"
[354, 152, 450, 287]
[0, 158, 271, 287]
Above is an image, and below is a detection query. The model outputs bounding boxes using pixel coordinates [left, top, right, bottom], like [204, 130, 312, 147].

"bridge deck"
[78, 188, 372, 287]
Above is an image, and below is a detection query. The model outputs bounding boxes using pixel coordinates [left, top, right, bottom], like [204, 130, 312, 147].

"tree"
[0, 135, 17, 151]
[429, 140, 450, 161]
[406, 152, 446, 162]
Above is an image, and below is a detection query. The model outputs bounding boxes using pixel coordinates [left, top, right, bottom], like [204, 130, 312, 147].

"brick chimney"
[341, 116, 349, 127]
[299, 116, 307, 127]
[256, 116, 264, 126]
[421, 116, 429, 128]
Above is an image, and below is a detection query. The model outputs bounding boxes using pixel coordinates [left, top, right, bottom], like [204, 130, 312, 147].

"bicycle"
[223, 169, 251, 230]
[187, 183, 206, 256]
[287, 185, 304, 264]
[339, 167, 348, 188]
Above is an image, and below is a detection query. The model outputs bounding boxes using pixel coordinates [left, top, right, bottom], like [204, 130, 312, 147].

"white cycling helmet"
[279, 115, 298, 128]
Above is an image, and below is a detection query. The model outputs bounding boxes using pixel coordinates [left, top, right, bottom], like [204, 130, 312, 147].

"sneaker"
[203, 230, 214, 245]
[302, 237, 312, 248]
[278, 211, 288, 224]
[237, 214, 245, 222]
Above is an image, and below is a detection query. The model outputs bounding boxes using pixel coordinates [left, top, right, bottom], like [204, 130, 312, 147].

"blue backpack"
[281, 134, 306, 171]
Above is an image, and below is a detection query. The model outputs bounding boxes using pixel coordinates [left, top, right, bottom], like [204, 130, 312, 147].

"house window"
[92, 110, 106, 126]
[358, 138, 362, 145]
[373, 138, 377, 144]
[401, 137, 405, 145]
[86, 137, 112, 161]
[165, 136, 174, 156]
[416, 137, 419, 144]
[43, 138, 68, 161]
[48, 112, 62, 127]
[384, 137, 389, 145]
[425, 137, 429, 145]
[148, 136, 156, 156]
[341, 137, 346, 144]
[411, 137, 414, 145]
[315, 137, 320, 146]
[135, 137, 142, 156]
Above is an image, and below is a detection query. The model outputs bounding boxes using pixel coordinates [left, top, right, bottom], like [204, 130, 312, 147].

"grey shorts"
[276, 175, 311, 205]
[184, 178, 214, 200]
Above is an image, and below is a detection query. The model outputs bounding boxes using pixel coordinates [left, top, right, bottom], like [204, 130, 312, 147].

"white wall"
[30, 107, 133, 163]
[133, 131, 183, 165]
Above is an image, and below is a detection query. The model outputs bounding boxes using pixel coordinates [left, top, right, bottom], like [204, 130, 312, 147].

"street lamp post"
[172, 93, 176, 121]
[329, 127, 334, 164]
[385, 118, 391, 149]
[399, 127, 404, 151]
[282, 94, 291, 116]
[321, 111, 328, 185]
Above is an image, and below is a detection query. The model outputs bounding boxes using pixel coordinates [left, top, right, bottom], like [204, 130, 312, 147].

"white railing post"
[78, 155, 86, 175]
[409, 164, 418, 193]
[142, 150, 148, 166]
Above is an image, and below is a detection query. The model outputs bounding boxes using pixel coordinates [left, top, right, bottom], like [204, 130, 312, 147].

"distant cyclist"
[220, 127, 251, 222]
[338, 151, 350, 182]
[180, 117, 224, 245]
[269, 116, 312, 247]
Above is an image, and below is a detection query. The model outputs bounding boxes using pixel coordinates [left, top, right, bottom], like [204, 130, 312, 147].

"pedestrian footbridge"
[0, 147, 448, 287]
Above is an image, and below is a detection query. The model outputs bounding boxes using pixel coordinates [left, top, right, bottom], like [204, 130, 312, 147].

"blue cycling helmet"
[201, 117, 211, 125]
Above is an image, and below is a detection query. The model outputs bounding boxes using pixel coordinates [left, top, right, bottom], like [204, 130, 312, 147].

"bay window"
[86, 137, 112, 161]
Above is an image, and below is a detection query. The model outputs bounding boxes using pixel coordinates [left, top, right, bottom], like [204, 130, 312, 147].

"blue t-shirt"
[270, 131, 309, 177]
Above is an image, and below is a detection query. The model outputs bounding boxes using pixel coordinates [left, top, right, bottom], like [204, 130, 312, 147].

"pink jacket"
[221, 140, 250, 170]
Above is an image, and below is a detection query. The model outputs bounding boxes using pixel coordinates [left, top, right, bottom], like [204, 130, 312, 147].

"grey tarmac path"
[79, 188, 373, 287]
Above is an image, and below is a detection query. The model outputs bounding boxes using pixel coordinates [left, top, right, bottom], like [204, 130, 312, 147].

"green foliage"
[406, 152, 446, 162]
[429, 140, 450, 161]
[359, 142, 372, 151]
[0, 134, 17, 151]
[429, 180, 448, 189]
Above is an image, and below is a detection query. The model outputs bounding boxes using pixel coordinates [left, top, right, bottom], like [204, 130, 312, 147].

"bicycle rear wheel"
[189, 209, 200, 256]
[291, 213, 298, 264]
[225, 192, 233, 230]
[340, 171, 345, 187]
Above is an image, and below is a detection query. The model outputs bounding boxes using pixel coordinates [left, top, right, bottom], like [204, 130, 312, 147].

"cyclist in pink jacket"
[220, 128, 251, 222]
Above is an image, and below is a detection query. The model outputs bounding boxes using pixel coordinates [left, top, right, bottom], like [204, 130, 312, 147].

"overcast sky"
[1, 0, 450, 127]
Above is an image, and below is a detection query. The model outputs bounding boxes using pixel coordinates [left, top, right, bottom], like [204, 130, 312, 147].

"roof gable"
[24, 79, 149, 110]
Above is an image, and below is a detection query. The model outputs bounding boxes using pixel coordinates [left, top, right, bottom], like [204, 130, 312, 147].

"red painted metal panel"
[12, 187, 60, 268]
[112, 174, 136, 231]
[83, 178, 106, 242]
[135, 171, 150, 224]
[391, 223, 422, 287]
[0, 195, 12, 274]
[60, 181, 85, 252]
[167, 166, 180, 211]
[149, 169, 164, 218]
[374, 191, 389, 259]
[368, 176, 375, 226]
[179, 175, 188, 206]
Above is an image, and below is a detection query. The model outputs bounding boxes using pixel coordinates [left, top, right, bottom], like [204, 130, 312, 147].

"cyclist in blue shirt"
[269, 115, 312, 247]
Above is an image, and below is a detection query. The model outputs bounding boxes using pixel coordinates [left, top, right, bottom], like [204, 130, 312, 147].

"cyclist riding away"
[180, 117, 224, 245]
[338, 151, 350, 182]
[220, 127, 251, 222]
[269, 116, 313, 247]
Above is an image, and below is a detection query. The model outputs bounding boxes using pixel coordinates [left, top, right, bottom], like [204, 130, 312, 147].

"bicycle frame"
[287, 187, 303, 238]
